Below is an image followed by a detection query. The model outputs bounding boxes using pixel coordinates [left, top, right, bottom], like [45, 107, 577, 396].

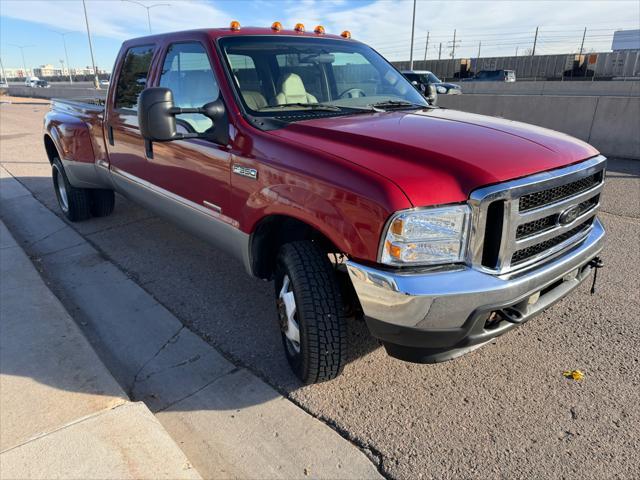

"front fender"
[244, 183, 388, 261]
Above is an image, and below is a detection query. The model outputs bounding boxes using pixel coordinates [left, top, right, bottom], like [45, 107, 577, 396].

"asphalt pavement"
[1, 101, 638, 479]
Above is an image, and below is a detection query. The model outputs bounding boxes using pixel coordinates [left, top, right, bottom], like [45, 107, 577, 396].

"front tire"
[51, 157, 91, 222]
[274, 241, 348, 384]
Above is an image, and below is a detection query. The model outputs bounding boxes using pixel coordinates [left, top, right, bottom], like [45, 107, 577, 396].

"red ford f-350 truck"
[44, 24, 606, 383]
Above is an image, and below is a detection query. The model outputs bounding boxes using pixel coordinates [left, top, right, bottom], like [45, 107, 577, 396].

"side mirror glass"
[138, 87, 179, 142]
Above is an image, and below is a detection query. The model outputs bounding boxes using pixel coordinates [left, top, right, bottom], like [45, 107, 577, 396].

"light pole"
[52, 31, 74, 83]
[9, 44, 34, 77]
[408, 0, 417, 70]
[0, 56, 8, 84]
[81, 0, 100, 89]
[121, 0, 171, 34]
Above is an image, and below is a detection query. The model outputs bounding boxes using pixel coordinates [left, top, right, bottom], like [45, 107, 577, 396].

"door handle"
[107, 125, 114, 146]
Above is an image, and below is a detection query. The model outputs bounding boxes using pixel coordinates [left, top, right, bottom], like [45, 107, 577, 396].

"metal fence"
[393, 50, 640, 81]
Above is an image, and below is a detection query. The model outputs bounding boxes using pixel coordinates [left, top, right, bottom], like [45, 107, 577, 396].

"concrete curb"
[0, 166, 383, 479]
[0, 219, 201, 479]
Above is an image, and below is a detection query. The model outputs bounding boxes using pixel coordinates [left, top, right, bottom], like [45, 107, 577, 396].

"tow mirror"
[138, 87, 180, 142]
[138, 87, 229, 145]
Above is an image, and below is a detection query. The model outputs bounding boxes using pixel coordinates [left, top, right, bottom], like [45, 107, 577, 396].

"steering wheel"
[338, 88, 367, 99]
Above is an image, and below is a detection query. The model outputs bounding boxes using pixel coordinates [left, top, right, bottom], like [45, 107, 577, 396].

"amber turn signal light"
[314, 25, 325, 34]
[294, 23, 305, 32]
[230, 20, 241, 31]
[341, 30, 351, 39]
[271, 21, 282, 31]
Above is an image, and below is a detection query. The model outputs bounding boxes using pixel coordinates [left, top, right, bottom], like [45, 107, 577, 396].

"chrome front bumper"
[346, 218, 605, 361]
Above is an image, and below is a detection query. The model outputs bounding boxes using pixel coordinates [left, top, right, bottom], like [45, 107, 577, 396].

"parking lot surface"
[1, 102, 639, 479]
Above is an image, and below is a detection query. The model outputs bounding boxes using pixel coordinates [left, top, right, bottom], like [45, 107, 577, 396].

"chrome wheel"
[278, 274, 301, 354]
[53, 164, 69, 212]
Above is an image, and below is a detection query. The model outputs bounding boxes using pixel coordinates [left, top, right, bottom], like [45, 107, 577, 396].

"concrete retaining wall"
[459, 80, 640, 97]
[7, 85, 106, 100]
[438, 94, 640, 159]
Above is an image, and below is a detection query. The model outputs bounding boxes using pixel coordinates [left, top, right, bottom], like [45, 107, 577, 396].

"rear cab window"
[114, 45, 155, 111]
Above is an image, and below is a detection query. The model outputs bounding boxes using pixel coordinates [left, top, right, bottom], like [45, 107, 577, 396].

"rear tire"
[51, 157, 91, 222]
[274, 241, 348, 384]
[90, 189, 115, 217]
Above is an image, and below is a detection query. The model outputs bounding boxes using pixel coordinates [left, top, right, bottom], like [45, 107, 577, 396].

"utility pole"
[578, 27, 587, 56]
[9, 44, 34, 77]
[532, 26, 539, 56]
[409, 0, 417, 70]
[53, 31, 73, 83]
[476, 41, 481, 74]
[515, 46, 519, 57]
[82, 0, 100, 89]
[450, 29, 457, 58]
[438, 42, 442, 60]
[423, 31, 430, 62]
[121, 0, 171, 34]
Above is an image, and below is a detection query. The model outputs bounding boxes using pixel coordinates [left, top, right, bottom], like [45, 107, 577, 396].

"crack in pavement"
[154, 367, 241, 414]
[128, 325, 185, 399]
[136, 354, 202, 383]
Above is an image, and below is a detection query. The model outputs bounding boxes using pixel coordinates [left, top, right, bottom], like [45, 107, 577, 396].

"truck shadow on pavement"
[1, 175, 382, 415]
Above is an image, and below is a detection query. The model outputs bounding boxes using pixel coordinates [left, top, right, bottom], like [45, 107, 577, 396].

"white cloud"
[0, 0, 233, 40]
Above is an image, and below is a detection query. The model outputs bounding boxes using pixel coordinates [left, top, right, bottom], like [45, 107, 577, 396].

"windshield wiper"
[260, 102, 342, 112]
[367, 100, 427, 111]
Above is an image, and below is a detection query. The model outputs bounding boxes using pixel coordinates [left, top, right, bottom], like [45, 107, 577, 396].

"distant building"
[33, 64, 62, 77]
[4, 68, 28, 78]
[612, 29, 640, 51]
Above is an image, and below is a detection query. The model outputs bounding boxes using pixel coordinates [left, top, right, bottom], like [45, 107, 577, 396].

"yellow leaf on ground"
[563, 369, 584, 381]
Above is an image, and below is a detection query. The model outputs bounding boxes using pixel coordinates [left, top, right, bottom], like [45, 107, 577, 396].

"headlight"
[436, 85, 447, 94]
[380, 205, 470, 266]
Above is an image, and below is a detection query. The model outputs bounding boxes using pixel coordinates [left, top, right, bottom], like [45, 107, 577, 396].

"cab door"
[139, 41, 232, 219]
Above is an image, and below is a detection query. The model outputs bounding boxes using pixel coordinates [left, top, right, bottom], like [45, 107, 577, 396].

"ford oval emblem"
[558, 205, 581, 225]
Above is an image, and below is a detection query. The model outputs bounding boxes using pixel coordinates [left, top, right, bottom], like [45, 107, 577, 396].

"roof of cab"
[124, 26, 353, 45]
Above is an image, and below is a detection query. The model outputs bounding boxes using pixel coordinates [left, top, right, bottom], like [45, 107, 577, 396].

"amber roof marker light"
[341, 30, 351, 39]
[314, 25, 325, 34]
[294, 23, 305, 33]
[271, 21, 282, 31]
[230, 20, 241, 31]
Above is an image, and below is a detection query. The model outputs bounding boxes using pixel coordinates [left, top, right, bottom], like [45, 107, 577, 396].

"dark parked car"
[402, 70, 462, 95]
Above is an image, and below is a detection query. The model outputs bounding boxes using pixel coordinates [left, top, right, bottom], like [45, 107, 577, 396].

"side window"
[114, 45, 155, 110]
[159, 42, 219, 133]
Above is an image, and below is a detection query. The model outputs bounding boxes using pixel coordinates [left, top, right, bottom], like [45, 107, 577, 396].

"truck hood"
[269, 108, 599, 206]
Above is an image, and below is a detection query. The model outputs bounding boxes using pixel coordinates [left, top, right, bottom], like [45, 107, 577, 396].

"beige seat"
[275, 73, 317, 105]
[242, 90, 268, 110]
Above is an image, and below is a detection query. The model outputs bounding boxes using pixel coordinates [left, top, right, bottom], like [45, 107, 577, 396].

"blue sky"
[1, 0, 638, 72]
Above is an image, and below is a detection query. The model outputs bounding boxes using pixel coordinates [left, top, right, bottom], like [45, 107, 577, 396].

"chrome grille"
[519, 171, 602, 212]
[512, 218, 594, 265]
[468, 155, 606, 274]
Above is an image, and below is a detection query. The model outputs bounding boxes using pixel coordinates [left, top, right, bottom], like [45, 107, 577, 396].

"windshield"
[218, 36, 428, 116]
[425, 72, 441, 83]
